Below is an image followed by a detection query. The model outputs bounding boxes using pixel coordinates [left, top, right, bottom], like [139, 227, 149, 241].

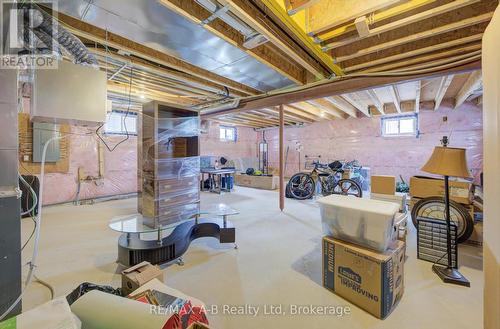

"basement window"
[104, 110, 137, 135]
[220, 126, 237, 142]
[381, 113, 418, 137]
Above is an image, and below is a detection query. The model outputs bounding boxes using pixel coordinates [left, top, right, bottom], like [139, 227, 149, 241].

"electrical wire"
[0, 135, 64, 321]
[34, 275, 55, 300]
[95, 65, 134, 152]
[19, 174, 37, 216]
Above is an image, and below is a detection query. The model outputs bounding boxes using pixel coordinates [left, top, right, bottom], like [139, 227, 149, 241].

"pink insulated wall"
[200, 122, 258, 159]
[40, 101, 482, 205]
[42, 128, 137, 205]
[264, 101, 483, 184]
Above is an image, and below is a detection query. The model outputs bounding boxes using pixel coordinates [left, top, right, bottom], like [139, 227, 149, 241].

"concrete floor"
[21, 186, 484, 329]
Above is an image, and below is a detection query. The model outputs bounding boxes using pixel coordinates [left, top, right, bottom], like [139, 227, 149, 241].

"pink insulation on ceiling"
[263, 101, 483, 184]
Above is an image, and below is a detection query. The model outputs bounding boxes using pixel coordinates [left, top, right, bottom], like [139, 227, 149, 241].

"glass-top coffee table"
[109, 204, 239, 266]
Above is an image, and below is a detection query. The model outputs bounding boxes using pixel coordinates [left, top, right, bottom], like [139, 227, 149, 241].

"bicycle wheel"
[288, 173, 315, 200]
[411, 196, 473, 243]
[332, 179, 363, 197]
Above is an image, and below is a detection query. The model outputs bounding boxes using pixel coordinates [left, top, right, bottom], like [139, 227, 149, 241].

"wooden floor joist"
[159, 0, 308, 85]
[313, 0, 438, 43]
[56, 11, 259, 97]
[454, 70, 482, 109]
[343, 34, 483, 72]
[218, 0, 336, 78]
[322, 0, 481, 51]
[333, 12, 493, 63]
[200, 60, 481, 117]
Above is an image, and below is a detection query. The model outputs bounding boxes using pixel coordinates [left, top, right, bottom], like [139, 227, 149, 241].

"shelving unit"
[138, 101, 200, 228]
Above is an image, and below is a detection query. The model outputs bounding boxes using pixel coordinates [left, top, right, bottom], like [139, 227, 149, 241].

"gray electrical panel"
[33, 122, 60, 162]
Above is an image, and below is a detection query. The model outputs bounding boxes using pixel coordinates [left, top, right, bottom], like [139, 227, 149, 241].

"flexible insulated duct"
[24, 8, 98, 68]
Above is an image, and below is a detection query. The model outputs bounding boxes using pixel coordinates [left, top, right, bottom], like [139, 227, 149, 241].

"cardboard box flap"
[324, 236, 404, 262]
[134, 266, 163, 285]
[122, 261, 151, 274]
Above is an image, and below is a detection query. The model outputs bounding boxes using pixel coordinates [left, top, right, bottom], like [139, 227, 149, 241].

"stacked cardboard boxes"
[321, 185, 406, 319]
[322, 237, 405, 319]
[409, 176, 476, 231]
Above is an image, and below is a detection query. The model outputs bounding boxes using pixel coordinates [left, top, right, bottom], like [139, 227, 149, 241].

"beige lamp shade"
[421, 146, 471, 178]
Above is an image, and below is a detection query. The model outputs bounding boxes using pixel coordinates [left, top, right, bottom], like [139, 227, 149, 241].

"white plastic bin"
[318, 195, 400, 251]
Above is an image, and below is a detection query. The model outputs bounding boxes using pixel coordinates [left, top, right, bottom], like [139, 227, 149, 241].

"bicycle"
[287, 160, 363, 200]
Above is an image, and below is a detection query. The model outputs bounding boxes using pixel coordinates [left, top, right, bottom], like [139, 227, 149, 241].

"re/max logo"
[338, 267, 362, 284]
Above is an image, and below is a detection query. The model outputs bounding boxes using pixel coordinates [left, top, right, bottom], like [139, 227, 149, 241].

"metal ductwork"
[22, 6, 98, 68]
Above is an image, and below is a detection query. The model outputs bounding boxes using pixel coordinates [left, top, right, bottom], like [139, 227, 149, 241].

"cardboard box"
[234, 174, 279, 190]
[409, 176, 472, 205]
[371, 176, 396, 195]
[122, 261, 164, 296]
[322, 237, 405, 319]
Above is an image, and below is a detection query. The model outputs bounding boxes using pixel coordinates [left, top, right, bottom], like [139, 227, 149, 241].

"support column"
[279, 104, 285, 211]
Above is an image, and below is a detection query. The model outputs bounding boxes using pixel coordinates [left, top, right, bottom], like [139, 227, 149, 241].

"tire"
[332, 179, 363, 198]
[288, 173, 315, 200]
[411, 196, 474, 243]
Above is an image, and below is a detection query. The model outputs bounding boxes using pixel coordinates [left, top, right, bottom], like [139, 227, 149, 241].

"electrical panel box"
[32, 122, 60, 162]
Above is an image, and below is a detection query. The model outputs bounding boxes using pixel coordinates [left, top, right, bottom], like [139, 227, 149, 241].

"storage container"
[318, 195, 400, 251]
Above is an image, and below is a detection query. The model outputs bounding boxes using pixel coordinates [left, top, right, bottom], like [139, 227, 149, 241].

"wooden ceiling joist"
[360, 44, 482, 73]
[307, 0, 403, 37]
[324, 96, 358, 118]
[285, 0, 320, 15]
[200, 60, 480, 117]
[343, 34, 483, 73]
[56, 11, 259, 97]
[288, 102, 336, 120]
[282, 106, 319, 122]
[312, 0, 438, 43]
[261, 107, 314, 123]
[212, 118, 262, 128]
[341, 93, 371, 117]
[159, 0, 308, 85]
[218, 0, 340, 78]
[307, 99, 346, 119]
[323, 0, 481, 51]
[454, 70, 482, 109]
[366, 90, 385, 115]
[333, 12, 493, 63]
[90, 49, 228, 97]
[247, 110, 297, 125]
[434, 75, 454, 110]
[388, 86, 402, 113]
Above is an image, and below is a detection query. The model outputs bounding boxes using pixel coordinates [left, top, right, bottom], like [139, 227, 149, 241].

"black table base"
[117, 218, 235, 267]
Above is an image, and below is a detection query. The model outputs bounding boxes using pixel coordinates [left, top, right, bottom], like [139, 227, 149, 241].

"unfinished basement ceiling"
[57, 0, 295, 92]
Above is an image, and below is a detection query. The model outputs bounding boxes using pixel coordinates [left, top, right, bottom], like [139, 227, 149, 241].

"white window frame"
[219, 126, 237, 142]
[381, 113, 418, 137]
[104, 110, 138, 135]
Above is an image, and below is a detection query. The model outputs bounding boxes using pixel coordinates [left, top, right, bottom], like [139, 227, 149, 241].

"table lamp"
[421, 136, 471, 287]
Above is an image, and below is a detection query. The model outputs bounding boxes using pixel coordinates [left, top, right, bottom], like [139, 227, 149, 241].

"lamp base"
[432, 264, 470, 287]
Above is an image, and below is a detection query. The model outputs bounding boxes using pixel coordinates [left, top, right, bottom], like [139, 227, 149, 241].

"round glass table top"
[199, 203, 239, 216]
[108, 213, 190, 234]
[109, 204, 239, 234]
